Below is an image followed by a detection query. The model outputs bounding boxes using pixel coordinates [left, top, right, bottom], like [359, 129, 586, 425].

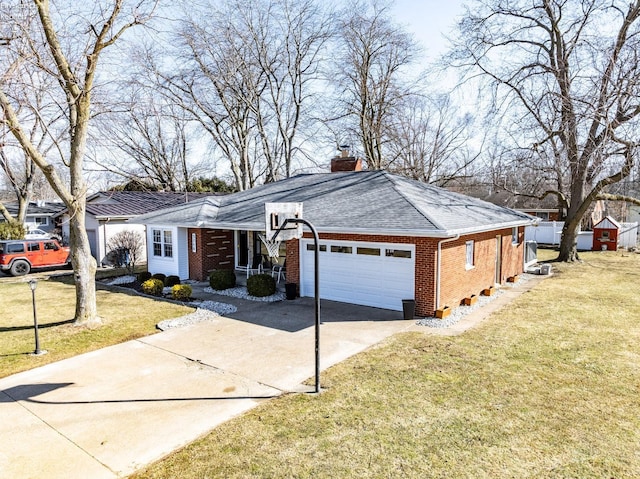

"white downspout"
[436, 234, 460, 310]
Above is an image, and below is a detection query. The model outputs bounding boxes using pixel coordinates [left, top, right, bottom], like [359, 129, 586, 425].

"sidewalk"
[0, 275, 547, 478]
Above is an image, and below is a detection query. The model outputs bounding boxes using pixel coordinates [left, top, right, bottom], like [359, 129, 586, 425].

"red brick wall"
[286, 228, 525, 317]
[439, 228, 524, 311]
[188, 228, 235, 281]
[286, 238, 300, 286]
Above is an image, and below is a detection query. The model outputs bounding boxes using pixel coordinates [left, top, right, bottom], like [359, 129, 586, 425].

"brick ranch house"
[133, 170, 536, 317]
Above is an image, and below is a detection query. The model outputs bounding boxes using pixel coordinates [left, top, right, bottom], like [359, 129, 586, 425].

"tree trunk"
[16, 196, 29, 224]
[557, 217, 581, 262]
[68, 200, 100, 327]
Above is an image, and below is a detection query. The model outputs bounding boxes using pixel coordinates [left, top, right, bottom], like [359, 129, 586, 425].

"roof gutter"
[136, 220, 535, 237]
[96, 215, 134, 221]
[436, 234, 460, 311]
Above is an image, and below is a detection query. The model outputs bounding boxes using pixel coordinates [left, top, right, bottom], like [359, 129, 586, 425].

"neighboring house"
[134, 168, 536, 317]
[59, 191, 211, 266]
[517, 208, 562, 221]
[2, 201, 65, 234]
[463, 188, 565, 221]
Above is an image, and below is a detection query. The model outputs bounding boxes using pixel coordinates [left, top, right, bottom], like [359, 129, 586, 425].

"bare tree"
[452, 0, 640, 261]
[386, 94, 478, 185]
[160, 7, 261, 191]
[95, 96, 200, 191]
[331, 0, 420, 170]
[106, 229, 144, 274]
[244, 0, 332, 181]
[0, 0, 155, 325]
[0, 7, 64, 223]
[150, 0, 331, 190]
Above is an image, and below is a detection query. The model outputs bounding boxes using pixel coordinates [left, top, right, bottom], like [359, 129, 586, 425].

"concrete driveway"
[0, 297, 416, 478]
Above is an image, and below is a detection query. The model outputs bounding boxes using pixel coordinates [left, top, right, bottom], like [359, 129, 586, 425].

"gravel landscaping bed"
[417, 273, 534, 328]
[105, 275, 137, 286]
[203, 286, 286, 302]
[156, 301, 237, 330]
[156, 308, 221, 331]
[192, 300, 238, 315]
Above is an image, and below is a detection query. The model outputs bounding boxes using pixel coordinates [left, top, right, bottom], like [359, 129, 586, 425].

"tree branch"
[596, 193, 640, 206]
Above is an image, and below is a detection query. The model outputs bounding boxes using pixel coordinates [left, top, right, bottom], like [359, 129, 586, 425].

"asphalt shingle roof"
[133, 171, 535, 237]
[4, 202, 66, 217]
[84, 191, 212, 218]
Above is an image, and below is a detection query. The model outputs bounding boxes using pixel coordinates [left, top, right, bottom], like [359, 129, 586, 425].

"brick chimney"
[330, 145, 363, 172]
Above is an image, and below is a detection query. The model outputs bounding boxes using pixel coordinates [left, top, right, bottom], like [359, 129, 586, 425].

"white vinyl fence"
[525, 221, 639, 250]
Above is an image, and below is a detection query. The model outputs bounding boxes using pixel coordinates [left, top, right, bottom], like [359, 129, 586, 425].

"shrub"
[0, 220, 26, 240]
[247, 273, 276, 297]
[209, 269, 236, 290]
[165, 275, 181, 287]
[171, 284, 192, 301]
[152, 273, 167, 284]
[138, 271, 152, 283]
[141, 278, 164, 297]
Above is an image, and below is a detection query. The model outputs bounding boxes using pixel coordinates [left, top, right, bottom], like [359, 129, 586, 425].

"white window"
[152, 229, 173, 258]
[512, 227, 519, 245]
[465, 240, 475, 269]
[34, 216, 49, 226]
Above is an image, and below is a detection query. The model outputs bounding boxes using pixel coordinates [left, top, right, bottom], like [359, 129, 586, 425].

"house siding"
[286, 228, 524, 317]
[188, 228, 235, 281]
[145, 225, 180, 278]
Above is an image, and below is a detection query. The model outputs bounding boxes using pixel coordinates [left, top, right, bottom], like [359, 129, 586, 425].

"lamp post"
[28, 279, 46, 356]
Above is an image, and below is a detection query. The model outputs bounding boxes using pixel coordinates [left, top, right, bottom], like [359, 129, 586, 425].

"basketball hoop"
[265, 202, 303, 242]
[259, 234, 281, 259]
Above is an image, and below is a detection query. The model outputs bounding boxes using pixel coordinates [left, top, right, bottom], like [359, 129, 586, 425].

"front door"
[238, 231, 248, 266]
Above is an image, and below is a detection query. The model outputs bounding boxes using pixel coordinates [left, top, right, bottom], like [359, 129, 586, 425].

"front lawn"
[131, 250, 640, 478]
[0, 278, 194, 378]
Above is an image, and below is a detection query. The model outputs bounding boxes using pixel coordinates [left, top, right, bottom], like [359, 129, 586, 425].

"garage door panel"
[300, 240, 414, 311]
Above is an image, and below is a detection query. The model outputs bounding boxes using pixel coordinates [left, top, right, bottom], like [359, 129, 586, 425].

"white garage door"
[300, 239, 415, 311]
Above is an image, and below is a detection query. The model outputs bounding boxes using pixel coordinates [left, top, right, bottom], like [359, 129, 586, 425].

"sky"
[391, 0, 466, 60]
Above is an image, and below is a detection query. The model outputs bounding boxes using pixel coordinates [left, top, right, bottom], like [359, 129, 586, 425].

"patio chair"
[261, 254, 273, 274]
[271, 259, 286, 283]
[236, 253, 263, 278]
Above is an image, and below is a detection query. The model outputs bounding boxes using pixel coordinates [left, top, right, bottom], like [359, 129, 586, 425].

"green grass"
[0, 278, 193, 378]
[131, 250, 640, 478]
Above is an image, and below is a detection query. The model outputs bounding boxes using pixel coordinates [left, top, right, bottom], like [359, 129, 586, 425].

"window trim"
[152, 228, 174, 258]
[465, 240, 475, 269]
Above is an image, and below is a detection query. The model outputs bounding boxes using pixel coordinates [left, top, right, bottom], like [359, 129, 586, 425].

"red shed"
[592, 216, 620, 251]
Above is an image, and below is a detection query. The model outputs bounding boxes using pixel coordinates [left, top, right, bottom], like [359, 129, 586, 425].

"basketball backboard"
[265, 202, 303, 241]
